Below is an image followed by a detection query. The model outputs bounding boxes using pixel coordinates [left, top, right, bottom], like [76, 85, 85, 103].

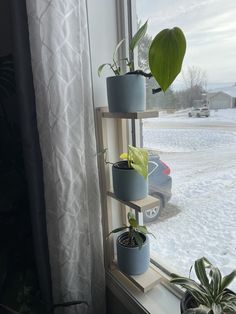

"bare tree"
[179, 66, 208, 108]
[182, 65, 207, 90]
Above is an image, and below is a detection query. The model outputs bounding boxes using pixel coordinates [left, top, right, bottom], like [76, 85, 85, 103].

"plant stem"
[126, 70, 153, 78]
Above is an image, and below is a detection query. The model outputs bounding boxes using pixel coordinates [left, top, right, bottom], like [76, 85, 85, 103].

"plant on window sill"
[98, 20, 186, 93]
[108, 212, 155, 275]
[110, 145, 150, 201]
[170, 257, 236, 314]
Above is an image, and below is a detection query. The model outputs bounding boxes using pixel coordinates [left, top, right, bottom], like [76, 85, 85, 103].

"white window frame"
[95, 2, 184, 313]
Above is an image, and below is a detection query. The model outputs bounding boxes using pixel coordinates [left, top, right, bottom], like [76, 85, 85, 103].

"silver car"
[188, 107, 210, 117]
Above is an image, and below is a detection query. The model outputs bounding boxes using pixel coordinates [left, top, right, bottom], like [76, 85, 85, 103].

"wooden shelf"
[102, 109, 159, 119]
[111, 263, 167, 293]
[107, 191, 160, 212]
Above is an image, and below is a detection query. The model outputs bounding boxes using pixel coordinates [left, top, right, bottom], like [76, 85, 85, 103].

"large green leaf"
[149, 27, 186, 92]
[130, 20, 148, 52]
[128, 145, 148, 179]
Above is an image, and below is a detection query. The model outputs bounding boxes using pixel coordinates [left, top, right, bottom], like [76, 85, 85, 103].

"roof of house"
[208, 85, 236, 98]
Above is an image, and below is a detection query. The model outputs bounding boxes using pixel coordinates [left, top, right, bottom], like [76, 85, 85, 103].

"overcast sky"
[136, 0, 236, 90]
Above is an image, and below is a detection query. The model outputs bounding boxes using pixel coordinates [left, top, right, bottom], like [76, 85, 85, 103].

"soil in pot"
[180, 292, 198, 313]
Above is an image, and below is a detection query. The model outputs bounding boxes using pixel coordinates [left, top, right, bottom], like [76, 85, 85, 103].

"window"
[135, 0, 236, 291]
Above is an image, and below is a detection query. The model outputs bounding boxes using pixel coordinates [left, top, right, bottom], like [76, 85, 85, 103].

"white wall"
[87, 0, 118, 108]
[208, 92, 232, 110]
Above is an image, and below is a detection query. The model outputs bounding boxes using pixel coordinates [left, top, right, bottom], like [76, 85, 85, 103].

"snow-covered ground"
[143, 108, 236, 290]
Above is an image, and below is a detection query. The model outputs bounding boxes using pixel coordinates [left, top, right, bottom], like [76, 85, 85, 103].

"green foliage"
[98, 22, 147, 76]
[170, 257, 236, 314]
[107, 212, 154, 248]
[149, 27, 186, 92]
[98, 21, 186, 93]
[120, 145, 148, 179]
[130, 20, 148, 53]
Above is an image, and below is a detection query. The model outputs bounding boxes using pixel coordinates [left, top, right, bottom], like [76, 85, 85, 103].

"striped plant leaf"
[221, 270, 236, 291]
[170, 277, 205, 293]
[194, 258, 211, 294]
[171, 258, 236, 314]
[184, 308, 210, 314]
[211, 303, 223, 314]
[209, 267, 222, 297]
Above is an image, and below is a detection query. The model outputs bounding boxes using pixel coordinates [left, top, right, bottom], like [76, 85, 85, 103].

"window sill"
[106, 265, 182, 314]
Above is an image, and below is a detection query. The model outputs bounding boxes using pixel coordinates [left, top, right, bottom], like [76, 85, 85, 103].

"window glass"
[136, 0, 236, 290]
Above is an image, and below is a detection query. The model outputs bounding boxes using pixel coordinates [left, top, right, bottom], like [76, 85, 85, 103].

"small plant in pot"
[112, 145, 148, 201]
[98, 21, 186, 113]
[170, 257, 236, 314]
[108, 212, 154, 275]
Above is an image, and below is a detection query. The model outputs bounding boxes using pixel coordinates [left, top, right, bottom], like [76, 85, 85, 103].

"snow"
[143, 108, 236, 291]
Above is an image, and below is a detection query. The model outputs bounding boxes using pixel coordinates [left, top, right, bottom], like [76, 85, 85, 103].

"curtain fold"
[9, 0, 53, 312]
[25, 0, 106, 313]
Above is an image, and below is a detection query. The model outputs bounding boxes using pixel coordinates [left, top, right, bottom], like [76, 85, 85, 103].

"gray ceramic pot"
[107, 74, 146, 113]
[117, 232, 150, 275]
[112, 161, 148, 201]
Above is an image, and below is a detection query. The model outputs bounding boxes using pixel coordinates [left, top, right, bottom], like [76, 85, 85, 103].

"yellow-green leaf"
[128, 145, 148, 179]
[120, 153, 128, 160]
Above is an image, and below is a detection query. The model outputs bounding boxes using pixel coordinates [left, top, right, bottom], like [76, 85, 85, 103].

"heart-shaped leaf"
[149, 27, 186, 92]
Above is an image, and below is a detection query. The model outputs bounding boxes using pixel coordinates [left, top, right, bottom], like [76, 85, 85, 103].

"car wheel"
[143, 196, 163, 223]
[188, 113, 192, 117]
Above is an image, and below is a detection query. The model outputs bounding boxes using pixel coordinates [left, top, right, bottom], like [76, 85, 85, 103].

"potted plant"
[112, 145, 149, 201]
[108, 212, 154, 275]
[170, 257, 236, 314]
[98, 21, 186, 113]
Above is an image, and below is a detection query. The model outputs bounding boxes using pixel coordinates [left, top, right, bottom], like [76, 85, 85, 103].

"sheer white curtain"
[25, 1, 105, 313]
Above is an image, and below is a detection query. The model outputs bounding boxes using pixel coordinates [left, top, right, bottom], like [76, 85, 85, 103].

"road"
[143, 119, 236, 130]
